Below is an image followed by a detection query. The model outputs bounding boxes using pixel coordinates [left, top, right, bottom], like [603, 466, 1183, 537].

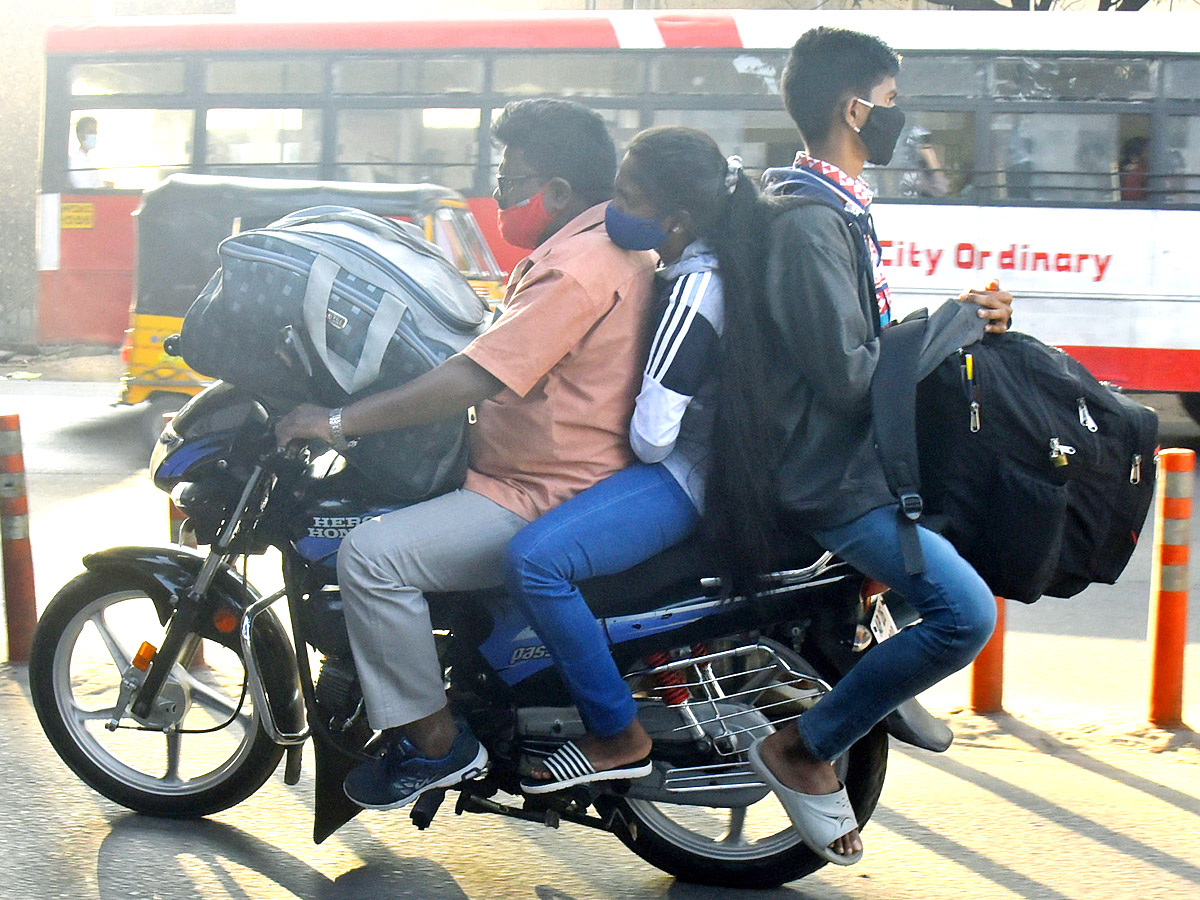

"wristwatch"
[328, 408, 353, 452]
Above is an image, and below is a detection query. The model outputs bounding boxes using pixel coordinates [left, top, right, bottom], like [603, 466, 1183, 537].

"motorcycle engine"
[315, 656, 363, 727]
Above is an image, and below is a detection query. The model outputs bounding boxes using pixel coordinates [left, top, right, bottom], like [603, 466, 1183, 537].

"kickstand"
[410, 788, 447, 830]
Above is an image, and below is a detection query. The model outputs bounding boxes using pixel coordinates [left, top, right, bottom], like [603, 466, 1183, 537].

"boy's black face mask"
[855, 101, 906, 166]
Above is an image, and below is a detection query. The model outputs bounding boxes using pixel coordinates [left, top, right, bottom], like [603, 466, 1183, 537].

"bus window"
[1166, 116, 1200, 205]
[206, 59, 323, 94]
[67, 109, 193, 191]
[1165, 60, 1200, 100]
[993, 57, 1155, 101]
[869, 112, 974, 200]
[652, 53, 784, 95]
[71, 61, 185, 95]
[991, 113, 1124, 202]
[205, 108, 322, 177]
[896, 55, 986, 98]
[493, 53, 643, 96]
[334, 57, 483, 94]
[336, 108, 480, 191]
[653, 109, 794, 177]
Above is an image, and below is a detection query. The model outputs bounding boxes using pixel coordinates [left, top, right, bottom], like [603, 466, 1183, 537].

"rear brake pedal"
[410, 787, 447, 830]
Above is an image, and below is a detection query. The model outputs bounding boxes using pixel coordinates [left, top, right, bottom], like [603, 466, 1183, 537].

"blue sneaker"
[344, 727, 489, 810]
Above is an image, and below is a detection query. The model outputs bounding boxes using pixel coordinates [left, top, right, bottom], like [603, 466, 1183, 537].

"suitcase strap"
[303, 254, 408, 395]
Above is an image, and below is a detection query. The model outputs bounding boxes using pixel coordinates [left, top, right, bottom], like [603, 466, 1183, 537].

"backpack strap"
[772, 178, 927, 569]
[871, 310, 929, 576]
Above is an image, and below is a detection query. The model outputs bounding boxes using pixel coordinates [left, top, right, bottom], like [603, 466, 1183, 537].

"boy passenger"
[276, 99, 655, 811]
[739, 28, 1012, 865]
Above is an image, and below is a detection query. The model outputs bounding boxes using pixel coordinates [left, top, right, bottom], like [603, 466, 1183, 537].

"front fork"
[126, 464, 266, 724]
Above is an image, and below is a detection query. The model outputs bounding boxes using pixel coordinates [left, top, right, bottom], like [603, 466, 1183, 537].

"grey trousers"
[337, 488, 528, 731]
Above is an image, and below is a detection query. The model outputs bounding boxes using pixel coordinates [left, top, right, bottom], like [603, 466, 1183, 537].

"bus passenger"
[503, 126, 779, 793]
[275, 98, 656, 812]
[742, 27, 1008, 866]
[1119, 136, 1150, 202]
[68, 116, 107, 189]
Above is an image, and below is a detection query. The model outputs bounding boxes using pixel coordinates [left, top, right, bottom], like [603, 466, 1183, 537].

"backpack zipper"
[1049, 437, 1077, 467]
[1130, 453, 1142, 484]
[965, 351, 981, 432]
[1077, 398, 1098, 432]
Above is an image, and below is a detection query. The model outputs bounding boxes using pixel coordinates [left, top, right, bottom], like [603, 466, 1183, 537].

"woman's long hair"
[623, 127, 783, 584]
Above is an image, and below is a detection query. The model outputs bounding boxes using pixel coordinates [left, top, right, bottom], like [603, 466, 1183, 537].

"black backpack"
[181, 206, 492, 501]
[875, 315, 1158, 603]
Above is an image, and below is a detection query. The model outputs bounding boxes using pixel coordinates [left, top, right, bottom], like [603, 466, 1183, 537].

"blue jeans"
[798, 505, 997, 762]
[503, 463, 700, 737]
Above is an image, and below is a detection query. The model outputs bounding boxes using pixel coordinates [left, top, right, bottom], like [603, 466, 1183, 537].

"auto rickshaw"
[120, 174, 506, 432]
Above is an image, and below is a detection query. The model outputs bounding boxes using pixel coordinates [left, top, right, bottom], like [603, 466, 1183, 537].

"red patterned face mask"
[497, 189, 554, 249]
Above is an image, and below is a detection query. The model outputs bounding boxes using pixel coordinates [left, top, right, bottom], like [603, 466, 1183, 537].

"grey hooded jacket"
[764, 203, 986, 532]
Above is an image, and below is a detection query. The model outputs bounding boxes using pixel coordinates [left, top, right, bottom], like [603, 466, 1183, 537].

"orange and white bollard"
[1149, 448, 1193, 728]
[1, 415, 36, 664]
[969, 596, 1006, 714]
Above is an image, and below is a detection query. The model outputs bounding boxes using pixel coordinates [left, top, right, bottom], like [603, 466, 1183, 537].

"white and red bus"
[38, 9, 1200, 395]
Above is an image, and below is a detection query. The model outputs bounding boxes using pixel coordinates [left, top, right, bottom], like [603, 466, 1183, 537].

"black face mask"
[855, 100, 906, 166]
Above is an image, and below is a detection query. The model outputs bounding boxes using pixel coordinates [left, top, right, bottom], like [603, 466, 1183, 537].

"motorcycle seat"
[573, 532, 829, 620]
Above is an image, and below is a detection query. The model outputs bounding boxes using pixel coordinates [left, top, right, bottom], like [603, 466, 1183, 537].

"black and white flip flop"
[521, 741, 653, 795]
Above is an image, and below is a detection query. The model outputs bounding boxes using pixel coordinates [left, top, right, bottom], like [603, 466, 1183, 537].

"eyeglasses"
[494, 172, 546, 199]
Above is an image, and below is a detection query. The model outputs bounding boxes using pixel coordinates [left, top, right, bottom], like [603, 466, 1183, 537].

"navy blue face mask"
[605, 203, 669, 251]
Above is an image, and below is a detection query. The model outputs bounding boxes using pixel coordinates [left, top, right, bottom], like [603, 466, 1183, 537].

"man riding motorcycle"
[275, 97, 656, 811]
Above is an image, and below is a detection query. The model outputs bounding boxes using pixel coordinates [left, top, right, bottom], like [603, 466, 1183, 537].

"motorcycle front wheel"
[604, 641, 889, 888]
[29, 570, 284, 817]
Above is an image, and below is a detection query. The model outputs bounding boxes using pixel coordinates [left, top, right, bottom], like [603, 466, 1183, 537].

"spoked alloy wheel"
[607, 640, 888, 888]
[29, 571, 283, 817]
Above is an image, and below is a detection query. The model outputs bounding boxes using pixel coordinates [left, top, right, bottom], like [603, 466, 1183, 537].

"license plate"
[870, 599, 899, 643]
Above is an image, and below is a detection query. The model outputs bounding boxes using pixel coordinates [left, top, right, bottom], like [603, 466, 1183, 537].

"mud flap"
[313, 738, 365, 843]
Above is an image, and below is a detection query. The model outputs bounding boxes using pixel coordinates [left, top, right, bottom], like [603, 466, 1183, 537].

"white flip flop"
[521, 741, 653, 795]
[748, 740, 863, 866]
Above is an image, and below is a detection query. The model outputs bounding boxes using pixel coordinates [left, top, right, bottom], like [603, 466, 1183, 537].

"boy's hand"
[959, 279, 1013, 334]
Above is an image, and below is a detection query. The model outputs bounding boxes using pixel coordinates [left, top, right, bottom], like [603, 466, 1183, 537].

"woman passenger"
[502, 126, 779, 791]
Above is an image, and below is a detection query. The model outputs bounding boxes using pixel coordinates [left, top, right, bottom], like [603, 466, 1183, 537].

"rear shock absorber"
[644, 649, 707, 741]
[644, 650, 691, 706]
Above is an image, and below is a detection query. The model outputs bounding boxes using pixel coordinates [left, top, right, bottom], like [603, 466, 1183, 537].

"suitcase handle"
[303, 255, 408, 395]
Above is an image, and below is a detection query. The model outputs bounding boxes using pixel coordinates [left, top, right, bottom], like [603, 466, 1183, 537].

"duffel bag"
[180, 205, 492, 501]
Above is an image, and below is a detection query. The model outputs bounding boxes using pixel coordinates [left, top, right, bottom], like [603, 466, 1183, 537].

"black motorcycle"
[28, 378, 951, 888]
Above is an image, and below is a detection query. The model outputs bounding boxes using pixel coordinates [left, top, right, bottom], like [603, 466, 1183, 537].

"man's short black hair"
[491, 99, 616, 205]
[76, 116, 98, 140]
[781, 27, 901, 148]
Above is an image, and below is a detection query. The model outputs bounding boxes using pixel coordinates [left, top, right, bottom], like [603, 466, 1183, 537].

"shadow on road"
[96, 814, 470, 900]
[896, 734, 1200, 889]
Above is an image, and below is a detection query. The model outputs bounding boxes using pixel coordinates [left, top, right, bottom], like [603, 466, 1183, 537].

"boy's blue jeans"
[503, 463, 700, 737]
[799, 504, 998, 762]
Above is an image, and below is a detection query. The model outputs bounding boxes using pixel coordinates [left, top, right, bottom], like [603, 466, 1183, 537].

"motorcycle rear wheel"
[606, 643, 889, 888]
[29, 571, 284, 817]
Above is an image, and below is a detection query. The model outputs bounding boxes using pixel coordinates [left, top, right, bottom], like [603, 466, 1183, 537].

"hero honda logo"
[307, 516, 366, 539]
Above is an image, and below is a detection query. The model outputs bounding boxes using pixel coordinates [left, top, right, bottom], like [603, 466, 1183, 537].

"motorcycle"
[29, 373, 953, 888]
